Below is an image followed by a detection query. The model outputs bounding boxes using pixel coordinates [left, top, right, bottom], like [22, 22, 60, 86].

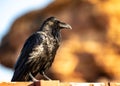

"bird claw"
[29, 73, 39, 82]
[42, 72, 51, 80]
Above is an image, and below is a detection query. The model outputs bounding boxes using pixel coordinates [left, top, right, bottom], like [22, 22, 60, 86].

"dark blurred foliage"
[0, 0, 120, 82]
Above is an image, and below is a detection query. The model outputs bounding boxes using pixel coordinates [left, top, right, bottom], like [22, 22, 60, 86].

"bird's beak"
[59, 22, 72, 30]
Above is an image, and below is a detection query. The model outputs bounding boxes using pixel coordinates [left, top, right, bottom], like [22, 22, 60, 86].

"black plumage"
[11, 17, 72, 81]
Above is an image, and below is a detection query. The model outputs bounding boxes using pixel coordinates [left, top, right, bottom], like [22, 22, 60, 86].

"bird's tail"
[11, 69, 31, 81]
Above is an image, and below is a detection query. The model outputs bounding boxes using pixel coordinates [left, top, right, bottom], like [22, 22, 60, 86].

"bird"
[11, 16, 72, 81]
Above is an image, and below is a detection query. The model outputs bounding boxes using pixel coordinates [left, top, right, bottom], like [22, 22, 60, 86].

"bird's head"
[41, 17, 72, 32]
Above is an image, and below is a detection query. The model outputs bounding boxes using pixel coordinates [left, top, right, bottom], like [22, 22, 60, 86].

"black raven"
[11, 17, 72, 81]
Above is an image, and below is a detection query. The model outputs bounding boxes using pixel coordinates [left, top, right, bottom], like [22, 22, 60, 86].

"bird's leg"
[42, 72, 51, 80]
[29, 72, 39, 82]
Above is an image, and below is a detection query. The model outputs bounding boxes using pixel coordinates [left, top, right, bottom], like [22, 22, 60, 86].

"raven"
[11, 17, 72, 81]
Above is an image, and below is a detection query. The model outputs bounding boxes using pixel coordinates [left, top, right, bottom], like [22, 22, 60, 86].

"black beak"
[59, 22, 72, 30]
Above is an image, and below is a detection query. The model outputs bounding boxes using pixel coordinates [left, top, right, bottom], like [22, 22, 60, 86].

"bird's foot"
[29, 72, 39, 82]
[42, 72, 51, 80]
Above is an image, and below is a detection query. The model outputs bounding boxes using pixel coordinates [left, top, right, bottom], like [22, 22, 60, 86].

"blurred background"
[0, 0, 120, 82]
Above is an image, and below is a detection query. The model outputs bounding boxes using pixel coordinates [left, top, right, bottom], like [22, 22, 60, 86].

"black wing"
[11, 32, 45, 81]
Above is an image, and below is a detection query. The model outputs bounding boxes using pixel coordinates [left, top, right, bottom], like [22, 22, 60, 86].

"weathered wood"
[0, 81, 120, 86]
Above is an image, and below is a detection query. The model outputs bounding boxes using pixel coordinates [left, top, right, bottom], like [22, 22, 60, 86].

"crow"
[11, 17, 72, 81]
